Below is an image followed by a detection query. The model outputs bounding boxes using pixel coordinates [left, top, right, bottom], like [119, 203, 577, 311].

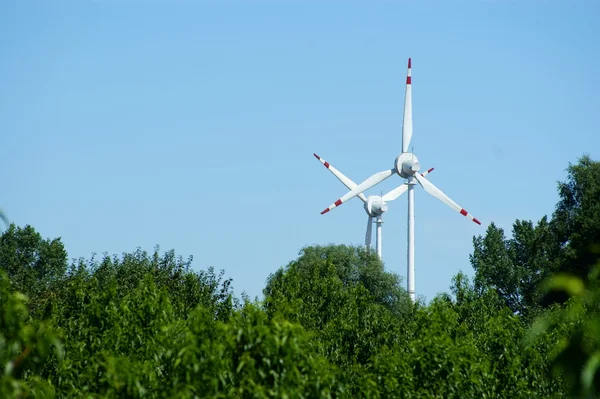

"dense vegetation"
[1, 154, 599, 398]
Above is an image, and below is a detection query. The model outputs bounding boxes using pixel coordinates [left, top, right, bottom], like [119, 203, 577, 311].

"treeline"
[0, 154, 599, 398]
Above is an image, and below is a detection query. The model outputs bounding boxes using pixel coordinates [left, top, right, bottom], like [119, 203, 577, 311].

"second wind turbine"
[313, 153, 433, 259]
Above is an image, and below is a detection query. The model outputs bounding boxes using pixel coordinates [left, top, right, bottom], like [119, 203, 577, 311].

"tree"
[530, 258, 600, 398]
[263, 244, 415, 393]
[363, 274, 564, 398]
[51, 247, 235, 325]
[264, 244, 412, 324]
[0, 221, 580, 397]
[470, 155, 600, 316]
[0, 270, 62, 398]
[470, 218, 558, 317]
[45, 265, 343, 397]
[0, 224, 68, 318]
[552, 154, 600, 279]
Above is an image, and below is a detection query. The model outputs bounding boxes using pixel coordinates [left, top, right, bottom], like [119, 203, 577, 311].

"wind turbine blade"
[421, 167, 434, 177]
[313, 153, 367, 203]
[402, 58, 413, 153]
[0, 210, 8, 228]
[382, 168, 434, 201]
[365, 215, 373, 249]
[413, 173, 481, 225]
[321, 169, 395, 214]
[382, 184, 408, 202]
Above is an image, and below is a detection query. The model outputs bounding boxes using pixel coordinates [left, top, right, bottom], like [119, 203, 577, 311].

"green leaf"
[582, 352, 600, 395]
[540, 274, 585, 298]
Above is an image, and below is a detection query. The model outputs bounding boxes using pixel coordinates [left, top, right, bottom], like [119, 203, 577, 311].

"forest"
[1, 154, 599, 398]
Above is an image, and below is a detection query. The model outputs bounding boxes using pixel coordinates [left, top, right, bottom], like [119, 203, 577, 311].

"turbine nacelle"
[364, 195, 388, 217]
[395, 152, 421, 179]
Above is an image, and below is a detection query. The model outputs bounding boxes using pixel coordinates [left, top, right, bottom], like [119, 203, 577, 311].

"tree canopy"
[1, 154, 599, 397]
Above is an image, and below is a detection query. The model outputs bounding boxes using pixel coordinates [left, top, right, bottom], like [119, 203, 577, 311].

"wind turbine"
[319, 58, 481, 302]
[0, 209, 7, 230]
[313, 153, 433, 259]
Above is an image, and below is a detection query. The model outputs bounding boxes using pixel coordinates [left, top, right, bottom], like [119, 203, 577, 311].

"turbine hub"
[394, 152, 420, 179]
[364, 195, 388, 216]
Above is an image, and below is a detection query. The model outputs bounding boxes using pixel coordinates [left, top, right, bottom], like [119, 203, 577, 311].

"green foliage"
[0, 154, 598, 397]
[552, 154, 600, 278]
[530, 258, 600, 399]
[0, 224, 68, 319]
[56, 247, 234, 323]
[470, 154, 600, 397]
[49, 270, 343, 398]
[470, 218, 558, 317]
[220, 303, 343, 398]
[262, 246, 565, 397]
[0, 270, 62, 398]
[0, 227, 570, 397]
[364, 274, 562, 398]
[263, 245, 414, 375]
[264, 244, 411, 324]
[471, 155, 600, 318]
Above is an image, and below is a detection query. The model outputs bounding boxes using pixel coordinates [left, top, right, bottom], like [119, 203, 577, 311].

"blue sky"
[1, 0, 598, 303]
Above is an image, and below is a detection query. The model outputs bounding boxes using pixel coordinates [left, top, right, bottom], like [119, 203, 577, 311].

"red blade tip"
[321, 208, 330, 215]
[313, 153, 320, 159]
[427, 167, 434, 173]
[408, 58, 411, 68]
[473, 218, 481, 225]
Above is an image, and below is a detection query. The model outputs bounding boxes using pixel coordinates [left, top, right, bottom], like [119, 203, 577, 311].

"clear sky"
[1, 0, 599, 303]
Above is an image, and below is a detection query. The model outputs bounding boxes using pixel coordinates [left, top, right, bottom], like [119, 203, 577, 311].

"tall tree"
[0, 270, 62, 398]
[552, 154, 600, 279]
[263, 244, 414, 377]
[470, 218, 558, 317]
[471, 155, 600, 315]
[263, 245, 412, 328]
[0, 224, 68, 317]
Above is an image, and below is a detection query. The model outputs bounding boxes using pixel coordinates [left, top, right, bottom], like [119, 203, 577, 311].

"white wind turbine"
[313, 153, 433, 259]
[319, 58, 481, 302]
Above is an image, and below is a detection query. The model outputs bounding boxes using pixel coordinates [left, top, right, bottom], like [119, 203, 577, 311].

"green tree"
[51, 247, 235, 325]
[263, 245, 417, 394]
[0, 214, 587, 397]
[0, 270, 62, 398]
[264, 244, 412, 325]
[471, 155, 600, 316]
[552, 154, 600, 279]
[364, 274, 565, 398]
[52, 272, 181, 397]
[530, 259, 600, 398]
[39, 246, 238, 397]
[220, 303, 344, 398]
[470, 218, 558, 317]
[0, 224, 68, 318]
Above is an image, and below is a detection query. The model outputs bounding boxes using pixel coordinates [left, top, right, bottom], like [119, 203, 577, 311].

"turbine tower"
[314, 153, 433, 259]
[319, 58, 481, 302]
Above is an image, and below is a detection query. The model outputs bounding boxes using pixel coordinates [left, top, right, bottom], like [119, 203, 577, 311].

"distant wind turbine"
[319, 58, 481, 302]
[313, 153, 433, 260]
